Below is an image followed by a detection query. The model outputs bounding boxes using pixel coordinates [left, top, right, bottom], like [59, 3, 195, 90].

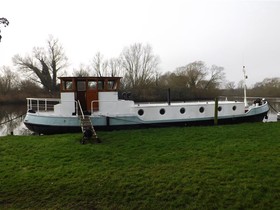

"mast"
[243, 66, 248, 107]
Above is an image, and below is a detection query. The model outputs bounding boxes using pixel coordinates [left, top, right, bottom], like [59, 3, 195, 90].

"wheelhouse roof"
[58, 76, 122, 80]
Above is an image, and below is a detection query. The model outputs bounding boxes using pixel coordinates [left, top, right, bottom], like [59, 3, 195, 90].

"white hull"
[24, 99, 269, 134]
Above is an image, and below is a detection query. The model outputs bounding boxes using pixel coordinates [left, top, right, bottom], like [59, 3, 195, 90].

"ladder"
[78, 101, 100, 144]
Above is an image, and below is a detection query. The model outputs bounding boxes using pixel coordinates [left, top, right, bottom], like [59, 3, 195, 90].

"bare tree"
[0, 66, 18, 95]
[225, 81, 236, 90]
[13, 35, 68, 93]
[0, 17, 9, 42]
[204, 65, 225, 89]
[176, 61, 207, 89]
[91, 52, 108, 77]
[120, 43, 160, 89]
[73, 64, 91, 77]
[108, 58, 123, 77]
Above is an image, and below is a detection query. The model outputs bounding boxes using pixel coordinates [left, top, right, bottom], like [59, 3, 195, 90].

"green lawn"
[1, 123, 280, 209]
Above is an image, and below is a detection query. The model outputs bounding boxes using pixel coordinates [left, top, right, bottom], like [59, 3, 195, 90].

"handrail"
[77, 100, 85, 119]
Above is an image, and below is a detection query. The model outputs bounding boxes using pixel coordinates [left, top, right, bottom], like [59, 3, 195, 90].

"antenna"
[243, 66, 248, 107]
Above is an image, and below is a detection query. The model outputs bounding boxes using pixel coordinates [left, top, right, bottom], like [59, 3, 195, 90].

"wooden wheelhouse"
[59, 77, 121, 112]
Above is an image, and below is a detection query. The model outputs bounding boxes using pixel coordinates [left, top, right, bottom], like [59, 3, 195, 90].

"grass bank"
[1, 123, 280, 209]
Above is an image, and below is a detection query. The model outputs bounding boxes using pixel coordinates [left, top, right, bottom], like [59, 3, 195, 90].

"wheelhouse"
[59, 76, 121, 113]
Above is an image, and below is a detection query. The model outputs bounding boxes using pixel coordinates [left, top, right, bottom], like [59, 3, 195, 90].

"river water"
[0, 99, 279, 136]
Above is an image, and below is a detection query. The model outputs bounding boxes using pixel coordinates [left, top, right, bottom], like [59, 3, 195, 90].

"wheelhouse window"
[98, 81, 104, 90]
[77, 81, 86, 91]
[63, 80, 73, 91]
[88, 81, 97, 90]
[107, 80, 115, 90]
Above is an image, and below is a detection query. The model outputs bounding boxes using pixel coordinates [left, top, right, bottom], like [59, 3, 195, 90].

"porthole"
[199, 107, 204, 113]
[180, 107, 185, 114]
[160, 108, 165, 115]
[232, 106, 237, 111]
[138, 109, 144, 116]
[218, 106, 222, 112]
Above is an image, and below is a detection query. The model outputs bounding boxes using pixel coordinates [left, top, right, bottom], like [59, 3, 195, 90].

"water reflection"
[0, 105, 31, 136]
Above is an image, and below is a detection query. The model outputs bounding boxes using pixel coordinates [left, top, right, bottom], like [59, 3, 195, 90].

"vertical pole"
[167, 88, 171, 105]
[214, 97, 218, 125]
[243, 66, 248, 107]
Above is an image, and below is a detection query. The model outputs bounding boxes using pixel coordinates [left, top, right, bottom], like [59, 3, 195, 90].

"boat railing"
[27, 98, 61, 112]
[26, 98, 79, 115]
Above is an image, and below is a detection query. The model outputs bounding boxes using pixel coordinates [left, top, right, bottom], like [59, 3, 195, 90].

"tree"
[120, 43, 160, 89]
[205, 65, 225, 89]
[91, 52, 108, 77]
[0, 17, 9, 42]
[251, 77, 280, 97]
[73, 64, 91, 77]
[0, 66, 18, 95]
[13, 35, 68, 93]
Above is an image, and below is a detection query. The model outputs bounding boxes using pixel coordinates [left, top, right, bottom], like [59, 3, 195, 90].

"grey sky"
[1, 0, 280, 86]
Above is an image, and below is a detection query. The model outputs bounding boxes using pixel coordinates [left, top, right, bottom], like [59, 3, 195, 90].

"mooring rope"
[0, 113, 26, 126]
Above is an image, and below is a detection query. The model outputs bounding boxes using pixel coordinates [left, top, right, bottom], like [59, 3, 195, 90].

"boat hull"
[24, 109, 269, 135]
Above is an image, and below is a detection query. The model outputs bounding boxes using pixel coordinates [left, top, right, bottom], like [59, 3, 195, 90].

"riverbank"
[1, 123, 280, 209]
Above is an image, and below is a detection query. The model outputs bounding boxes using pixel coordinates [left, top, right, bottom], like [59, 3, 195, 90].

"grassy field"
[0, 122, 280, 210]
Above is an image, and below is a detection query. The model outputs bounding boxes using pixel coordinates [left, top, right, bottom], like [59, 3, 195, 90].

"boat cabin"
[59, 77, 121, 113]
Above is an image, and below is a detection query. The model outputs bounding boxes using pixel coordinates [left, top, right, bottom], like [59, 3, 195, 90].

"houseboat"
[24, 76, 269, 135]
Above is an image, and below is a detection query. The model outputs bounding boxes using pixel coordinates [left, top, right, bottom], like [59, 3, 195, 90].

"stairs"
[80, 116, 100, 144]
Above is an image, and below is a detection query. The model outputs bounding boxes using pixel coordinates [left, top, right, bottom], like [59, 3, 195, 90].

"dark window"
[180, 107, 185, 114]
[233, 106, 237, 111]
[199, 107, 204, 113]
[138, 109, 144, 116]
[218, 106, 222, 112]
[107, 80, 115, 90]
[77, 81, 86, 91]
[98, 81, 104, 90]
[160, 108, 165, 115]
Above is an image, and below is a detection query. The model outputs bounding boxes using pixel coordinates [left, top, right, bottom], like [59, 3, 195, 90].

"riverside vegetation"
[0, 122, 280, 209]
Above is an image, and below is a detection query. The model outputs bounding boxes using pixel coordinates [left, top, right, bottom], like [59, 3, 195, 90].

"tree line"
[1, 35, 280, 104]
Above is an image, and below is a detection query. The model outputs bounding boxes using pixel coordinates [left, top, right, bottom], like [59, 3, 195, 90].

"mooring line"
[0, 114, 26, 126]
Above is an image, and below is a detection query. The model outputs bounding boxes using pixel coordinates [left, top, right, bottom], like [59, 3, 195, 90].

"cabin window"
[138, 109, 144, 116]
[160, 108, 165, 115]
[63, 80, 73, 90]
[107, 80, 115, 90]
[180, 107, 185, 114]
[218, 106, 222, 112]
[98, 81, 104, 90]
[88, 81, 97, 90]
[77, 81, 86, 91]
[199, 107, 204, 113]
[232, 106, 237, 111]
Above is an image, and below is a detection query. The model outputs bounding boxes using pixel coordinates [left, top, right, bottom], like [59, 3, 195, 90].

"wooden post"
[214, 98, 218, 125]
[167, 88, 171, 105]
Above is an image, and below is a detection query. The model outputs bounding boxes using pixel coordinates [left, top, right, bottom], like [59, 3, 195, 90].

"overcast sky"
[1, 0, 280, 86]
